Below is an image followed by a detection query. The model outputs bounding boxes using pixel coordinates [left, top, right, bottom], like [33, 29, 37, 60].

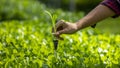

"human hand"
[53, 20, 78, 39]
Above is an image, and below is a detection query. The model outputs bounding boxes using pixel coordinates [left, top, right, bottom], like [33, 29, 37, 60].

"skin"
[54, 4, 116, 38]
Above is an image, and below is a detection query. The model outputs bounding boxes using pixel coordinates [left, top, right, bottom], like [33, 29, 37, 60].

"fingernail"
[56, 32, 60, 35]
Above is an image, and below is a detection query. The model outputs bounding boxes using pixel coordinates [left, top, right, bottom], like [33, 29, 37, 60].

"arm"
[76, 4, 115, 30]
[54, 4, 116, 36]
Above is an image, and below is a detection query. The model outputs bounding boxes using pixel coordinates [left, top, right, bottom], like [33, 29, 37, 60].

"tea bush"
[0, 0, 46, 21]
[0, 20, 120, 68]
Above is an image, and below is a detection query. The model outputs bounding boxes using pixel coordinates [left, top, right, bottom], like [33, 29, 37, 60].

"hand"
[53, 20, 78, 37]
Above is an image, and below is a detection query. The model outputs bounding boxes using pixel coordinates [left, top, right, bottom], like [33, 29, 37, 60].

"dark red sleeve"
[101, 0, 120, 18]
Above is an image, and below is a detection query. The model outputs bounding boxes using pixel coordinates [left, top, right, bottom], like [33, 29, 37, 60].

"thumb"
[56, 28, 68, 35]
[56, 20, 66, 28]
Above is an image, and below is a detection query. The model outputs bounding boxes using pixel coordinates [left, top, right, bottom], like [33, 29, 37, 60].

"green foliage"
[0, 0, 120, 68]
[0, 0, 46, 21]
[40, 0, 102, 11]
[0, 20, 120, 68]
[0, 0, 84, 21]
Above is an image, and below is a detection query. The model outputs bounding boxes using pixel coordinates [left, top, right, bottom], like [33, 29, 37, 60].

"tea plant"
[45, 11, 57, 33]
[45, 10, 59, 51]
[0, 20, 120, 68]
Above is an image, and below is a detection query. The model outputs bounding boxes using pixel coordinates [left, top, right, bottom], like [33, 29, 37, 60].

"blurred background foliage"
[40, 0, 102, 12]
[0, 0, 120, 33]
[0, 0, 85, 22]
[0, 0, 46, 21]
[0, 0, 102, 21]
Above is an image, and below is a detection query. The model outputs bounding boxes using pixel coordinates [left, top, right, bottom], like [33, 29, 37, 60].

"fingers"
[52, 20, 68, 40]
[52, 28, 68, 40]
[55, 20, 66, 29]
[55, 23, 78, 36]
[52, 33, 64, 40]
[52, 20, 65, 33]
[55, 28, 69, 35]
[55, 35, 64, 40]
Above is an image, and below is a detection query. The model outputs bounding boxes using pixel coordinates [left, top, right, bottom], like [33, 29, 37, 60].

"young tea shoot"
[45, 11, 57, 34]
[45, 10, 58, 51]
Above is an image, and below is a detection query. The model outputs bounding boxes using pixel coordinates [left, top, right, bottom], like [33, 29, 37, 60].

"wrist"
[74, 20, 82, 31]
[74, 22, 79, 32]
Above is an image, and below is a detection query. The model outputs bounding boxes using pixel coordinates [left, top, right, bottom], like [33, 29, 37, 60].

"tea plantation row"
[0, 20, 120, 68]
